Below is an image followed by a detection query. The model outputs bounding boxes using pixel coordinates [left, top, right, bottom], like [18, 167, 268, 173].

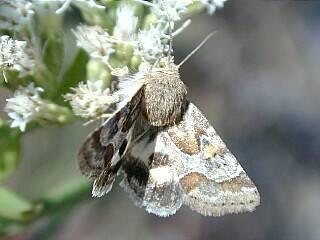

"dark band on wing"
[122, 156, 149, 187]
[78, 127, 105, 178]
[104, 144, 115, 165]
[121, 156, 150, 199]
[119, 139, 128, 157]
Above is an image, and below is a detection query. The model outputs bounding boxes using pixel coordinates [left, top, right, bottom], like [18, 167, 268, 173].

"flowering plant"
[0, 0, 228, 235]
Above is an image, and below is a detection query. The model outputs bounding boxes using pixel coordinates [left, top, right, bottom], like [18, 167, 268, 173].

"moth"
[78, 49, 260, 217]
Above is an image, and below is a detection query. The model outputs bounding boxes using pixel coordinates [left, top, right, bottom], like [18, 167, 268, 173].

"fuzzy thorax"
[143, 61, 187, 126]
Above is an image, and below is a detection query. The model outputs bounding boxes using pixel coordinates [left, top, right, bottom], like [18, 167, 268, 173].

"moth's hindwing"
[78, 88, 143, 197]
[120, 102, 260, 217]
[120, 119, 183, 217]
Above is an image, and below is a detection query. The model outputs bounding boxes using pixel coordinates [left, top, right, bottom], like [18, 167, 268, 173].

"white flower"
[113, 4, 138, 41]
[0, 35, 35, 78]
[152, 0, 192, 22]
[5, 83, 44, 132]
[200, 0, 228, 15]
[73, 25, 114, 64]
[0, 0, 34, 31]
[135, 26, 165, 61]
[49, 0, 105, 14]
[65, 80, 119, 119]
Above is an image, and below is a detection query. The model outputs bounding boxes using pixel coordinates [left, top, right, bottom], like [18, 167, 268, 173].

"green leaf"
[43, 36, 64, 77]
[0, 187, 42, 222]
[0, 218, 24, 237]
[56, 50, 88, 104]
[0, 122, 21, 181]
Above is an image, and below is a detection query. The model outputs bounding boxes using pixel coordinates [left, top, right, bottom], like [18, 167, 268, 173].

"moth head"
[156, 56, 180, 77]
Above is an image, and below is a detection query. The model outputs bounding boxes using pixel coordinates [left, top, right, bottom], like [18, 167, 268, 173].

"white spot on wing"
[150, 166, 174, 184]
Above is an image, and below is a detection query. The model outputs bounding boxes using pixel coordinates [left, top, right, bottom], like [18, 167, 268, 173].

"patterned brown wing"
[165, 102, 260, 216]
[78, 87, 143, 197]
[120, 102, 260, 217]
[120, 115, 183, 217]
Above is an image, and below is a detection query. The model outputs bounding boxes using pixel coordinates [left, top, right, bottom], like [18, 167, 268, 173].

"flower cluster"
[65, 80, 119, 120]
[0, 0, 34, 31]
[0, 35, 35, 78]
[5, 82, 74, 131]
[201, 0, 229, 15]
[1, 0, 230, 132]
[113, 3, 138, 41]
[52, 0, 105, 14]
[5, 83, 44, 132]
[151, 0, 193, 22]
[73, 25, 114, 65]
[136, 26, 164, 62]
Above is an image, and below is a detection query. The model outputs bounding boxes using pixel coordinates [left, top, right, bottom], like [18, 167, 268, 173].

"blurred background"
[2, 0, 320, 239]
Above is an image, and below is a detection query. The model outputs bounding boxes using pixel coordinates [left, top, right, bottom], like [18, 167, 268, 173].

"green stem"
[33, 63, 57, 98]
[38, 178, 91, 217]
[39, 102, 75, 125]
[1, 178, 91, 226]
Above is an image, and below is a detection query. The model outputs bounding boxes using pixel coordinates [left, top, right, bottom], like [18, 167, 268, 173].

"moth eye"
[119, 139, 128, 157]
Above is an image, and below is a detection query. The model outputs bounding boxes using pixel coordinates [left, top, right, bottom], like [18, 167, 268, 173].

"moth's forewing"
[78, 87, 143, 197]
[121, 102, 260, 217]
[166, 102, 260, 216]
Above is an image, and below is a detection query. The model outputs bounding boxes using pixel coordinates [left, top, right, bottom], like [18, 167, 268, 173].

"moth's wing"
[78, 87, 143, 197]
[120, 116, 183, 217]
[121, 102, 259, 217]
[164, 102, 260, 216]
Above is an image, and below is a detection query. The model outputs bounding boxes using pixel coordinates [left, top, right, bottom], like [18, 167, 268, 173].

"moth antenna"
[178, 31, 217, 68]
